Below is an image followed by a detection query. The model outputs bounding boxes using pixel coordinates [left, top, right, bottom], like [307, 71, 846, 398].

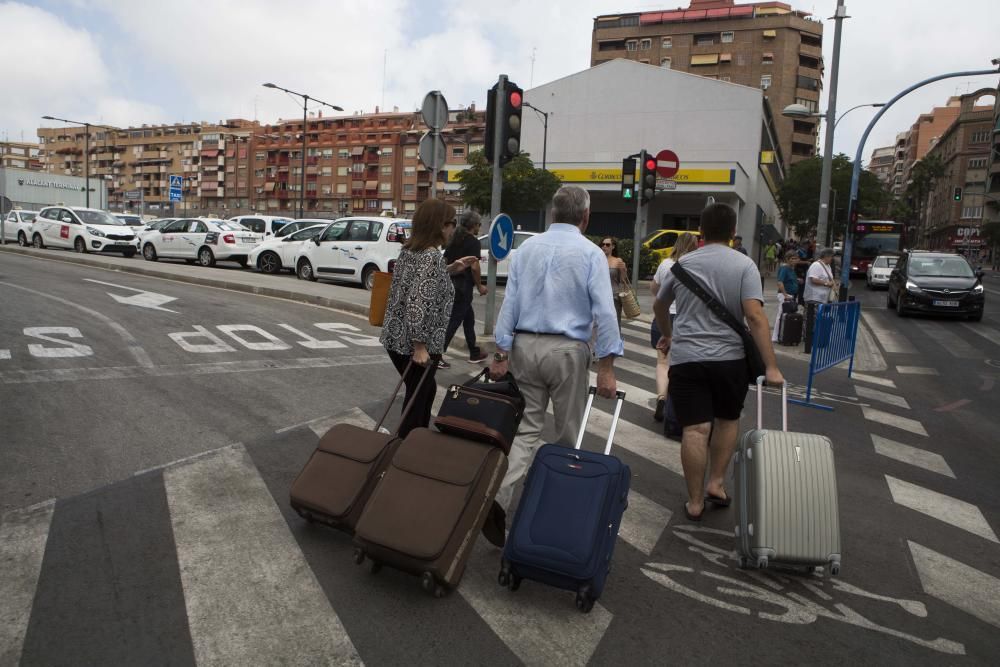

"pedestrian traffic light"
[500, 83, 523, 167]
[639, 151, 657, 204]
[954, 186, 962, 201]
[621, 158, 636, 200]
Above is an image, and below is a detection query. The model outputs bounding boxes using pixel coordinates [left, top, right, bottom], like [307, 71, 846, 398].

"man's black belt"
[514, 329, 562, 336]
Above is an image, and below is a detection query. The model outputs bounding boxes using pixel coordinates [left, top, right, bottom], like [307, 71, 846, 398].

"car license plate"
[932, 300, 959, 307]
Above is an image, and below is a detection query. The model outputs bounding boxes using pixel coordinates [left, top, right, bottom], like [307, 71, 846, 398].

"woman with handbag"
[379, 199, 478, 438]
[601, 237, 629, 332]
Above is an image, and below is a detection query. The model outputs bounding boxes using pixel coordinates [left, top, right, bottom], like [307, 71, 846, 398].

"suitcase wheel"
[353, 547, 365, 565]
[829, 562, 840, 576]
[756, 556, 769, 570]
[575, 586, 595, 613]
[738, 556, 750, 570]
[422, 571, 447, 598]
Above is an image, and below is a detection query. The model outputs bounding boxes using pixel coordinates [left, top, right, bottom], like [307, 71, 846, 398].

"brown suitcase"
[352, 427, 508, 597]
[289, 362, 432, 534]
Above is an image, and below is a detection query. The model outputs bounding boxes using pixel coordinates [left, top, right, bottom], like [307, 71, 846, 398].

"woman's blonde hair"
[672, 233, 699, 261]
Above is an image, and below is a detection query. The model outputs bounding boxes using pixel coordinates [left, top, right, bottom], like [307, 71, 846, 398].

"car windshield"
[76, 210, 124, 225]
[909, 256, 974, 278]
[20, 213, 37, 222]
[215, 222, 248, 232]
[119, 216, 142, 225]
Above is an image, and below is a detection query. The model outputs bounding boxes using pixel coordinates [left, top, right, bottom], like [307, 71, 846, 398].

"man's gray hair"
[551, 185, 591, 226]
[458, 209, 482, 230]
[819, 247, 835, 259]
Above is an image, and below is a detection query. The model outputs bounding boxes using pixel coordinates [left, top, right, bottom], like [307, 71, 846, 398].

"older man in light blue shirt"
[490, 185, 622, 510]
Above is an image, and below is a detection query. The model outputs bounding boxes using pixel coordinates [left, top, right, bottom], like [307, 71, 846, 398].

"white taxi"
[866, 254, 898, 290]
[248, 224, 326, 274]
[2, 209, 40, 246]
[30, 206, 137, 257]
[294, 217, 411, 290]
[141, 217, 263, 267]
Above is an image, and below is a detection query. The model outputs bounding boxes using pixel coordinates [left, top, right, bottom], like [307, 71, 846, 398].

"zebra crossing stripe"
[0, 500, 55, 667]
[861, 312, 917, 354]
[960, 322, 1000, 345]
[909, 541, 1000, 630]
[851, 372, 897, 389]
[896, 366, 939, 376]
[885, 476, 998, 544]
[855, 385, 911, 410]
[911, 321, 981, 359]
[871, 435, 955, 478]
[862, 407, 928, 437]
[163, 445, 364, 666]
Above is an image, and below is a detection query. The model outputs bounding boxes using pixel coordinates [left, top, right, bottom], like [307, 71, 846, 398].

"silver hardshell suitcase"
[734, 379, 841, 575]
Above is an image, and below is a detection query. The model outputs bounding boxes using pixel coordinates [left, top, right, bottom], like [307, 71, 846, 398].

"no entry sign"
[655, 149, 680, 179]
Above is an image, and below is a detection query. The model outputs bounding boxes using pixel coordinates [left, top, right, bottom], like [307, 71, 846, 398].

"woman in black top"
[440, 211, 489, 368]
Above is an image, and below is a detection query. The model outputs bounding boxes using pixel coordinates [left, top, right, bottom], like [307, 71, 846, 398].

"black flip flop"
[705, 492, 732, 508]
[684, 502, 703, 522]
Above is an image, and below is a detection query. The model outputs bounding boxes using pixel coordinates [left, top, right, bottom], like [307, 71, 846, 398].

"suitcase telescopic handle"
[575, 386, 627, 455]
[755, 376, 788, 432]
[374, 360, 434, 434]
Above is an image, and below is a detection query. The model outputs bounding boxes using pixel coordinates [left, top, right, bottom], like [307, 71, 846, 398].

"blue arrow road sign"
[489, 213, 514, 261]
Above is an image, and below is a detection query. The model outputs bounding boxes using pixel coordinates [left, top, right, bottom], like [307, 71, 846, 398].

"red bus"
[848, 220, 905, 276]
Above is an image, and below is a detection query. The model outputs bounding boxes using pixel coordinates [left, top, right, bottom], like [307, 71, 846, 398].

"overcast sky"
[1, 0, 997, 165]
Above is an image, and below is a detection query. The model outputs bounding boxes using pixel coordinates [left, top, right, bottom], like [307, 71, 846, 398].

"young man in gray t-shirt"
[653, 204, 784, 522]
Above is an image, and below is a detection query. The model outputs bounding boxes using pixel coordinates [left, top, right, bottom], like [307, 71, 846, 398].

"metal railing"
[791, 300, 861, 411]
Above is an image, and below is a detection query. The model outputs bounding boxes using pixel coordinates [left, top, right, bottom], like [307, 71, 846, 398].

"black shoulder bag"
[670, 262, 766, 384]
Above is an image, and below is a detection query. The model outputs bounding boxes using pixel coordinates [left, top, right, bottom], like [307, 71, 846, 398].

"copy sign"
[489, 213, 514, 261]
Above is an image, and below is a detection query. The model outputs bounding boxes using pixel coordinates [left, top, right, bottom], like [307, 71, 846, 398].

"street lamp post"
[262, 83, 343, 218]
[523, 102, 549, 170]
[839, 61, 1000, 302]
[41, 116, 118, 208]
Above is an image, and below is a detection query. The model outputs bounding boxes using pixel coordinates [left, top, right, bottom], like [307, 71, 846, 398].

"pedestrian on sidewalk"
[440, 210, 489, 369]
[804, 248, 837, 309]
[601, 236, 629, 333]
[490, 185, 622, 511]
[380, 199, 478, 438]
[649, 232, 699, 422]
[764, 242, 778, 276]
[772, 251, 800, 342]
[652, 203, 783, 522]
[733, 235, 748, 256]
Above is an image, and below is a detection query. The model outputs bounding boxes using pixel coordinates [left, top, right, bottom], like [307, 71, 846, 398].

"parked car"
[477, 231, 538, 280]
[3, 209, 39, 246]
[274, 218, 335, 238]
[642, 229, 702, 264]
[30, 206, 137, 257]
[295, 217, 411, 290]
[228, 215, 294, 238]
[113, 213, 145, 230]
[248, 224, 326, 274]
[866, 254, 898, 289]
[887, 250, 985, 321]
[140, 217, 262, 267]
[135, 218, 177, 251]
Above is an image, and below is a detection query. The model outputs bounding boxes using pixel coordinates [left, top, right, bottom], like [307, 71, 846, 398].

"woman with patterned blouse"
[380, 199, 480, 437]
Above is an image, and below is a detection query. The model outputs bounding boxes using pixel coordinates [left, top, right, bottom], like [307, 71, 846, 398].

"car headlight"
[86, 227, 106, 238]
[973, 284, 984, 294]
[905, 280, 922, 294]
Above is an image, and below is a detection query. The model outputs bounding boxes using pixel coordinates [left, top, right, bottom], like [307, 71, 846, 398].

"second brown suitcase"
[352, 427, 508, 597]
[289, 362, 432, 534]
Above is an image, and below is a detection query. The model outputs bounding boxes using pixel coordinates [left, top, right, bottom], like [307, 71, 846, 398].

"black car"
[887, 251, 985, 321]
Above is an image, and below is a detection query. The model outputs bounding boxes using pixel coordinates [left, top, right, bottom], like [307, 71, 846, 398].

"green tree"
[456, 150, 562, 214]
[904, 154, 945, 240]
[777, 154, 891, 242]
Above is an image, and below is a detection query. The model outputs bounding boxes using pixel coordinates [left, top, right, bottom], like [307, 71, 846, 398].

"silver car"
[866, 254, 898, 289]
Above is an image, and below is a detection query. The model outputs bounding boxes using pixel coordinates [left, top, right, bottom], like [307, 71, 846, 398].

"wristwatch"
[493, 352, 508, 362]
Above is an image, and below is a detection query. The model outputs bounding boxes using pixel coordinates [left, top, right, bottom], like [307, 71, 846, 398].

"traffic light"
[620, 158, 636, 200]
[639, 151, 657, 204]
[954, 186, 962, 201]
[500, 83, 523, 166]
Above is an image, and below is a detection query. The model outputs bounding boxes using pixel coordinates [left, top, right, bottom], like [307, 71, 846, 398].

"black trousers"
[444, 284, 480, 357]
[388, 350, 439, 439]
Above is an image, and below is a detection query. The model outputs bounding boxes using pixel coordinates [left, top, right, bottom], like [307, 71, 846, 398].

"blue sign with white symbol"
[169, 174, 183, 202]
[489, 213, 514, 261]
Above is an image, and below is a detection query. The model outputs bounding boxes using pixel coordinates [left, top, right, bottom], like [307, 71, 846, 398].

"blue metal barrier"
[790, 301, 861, 411]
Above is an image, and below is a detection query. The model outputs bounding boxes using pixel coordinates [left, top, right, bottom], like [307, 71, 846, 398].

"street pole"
[84, 123, 90, 208]
[632, 150, 645, 291]
[816, 0, 847, 250]
[484, 74, 507, 336]
[525, 102, 549, 230]
[300, 98, 308, 219]
[840, 64, 1000, 301]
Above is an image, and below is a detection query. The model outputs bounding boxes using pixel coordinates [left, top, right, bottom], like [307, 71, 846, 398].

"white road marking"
[619, 490, 673, 556]
[623, 339, 657, 361]
[861, 407, 928, 437]
[909, 541, 1000, 630]
[852, 320, 889, 373]
[615, 355, 658, 382]
[861, 312, 917, 354]
[168, 325, 238, 353]
[0, 350, 10, 360]
[854, 385, 910, 410]
[277, 323, 348, 349]
[164, 445, 364, 666]
[911, 320, 981, 359]
[960, 322, 1000, 345]
[217, 324, 293, 351]
[23, 326, 94, 358]
[871, 435, 955, 478]
[0, 500, 55, 666]
[851, 372, 896, 388]
[308, 407, 391, 438]
[82, 278, 178, 312]
[886, 476, 998, 543]
[458, 542, 614, 667]
[896, 366, 939, 376]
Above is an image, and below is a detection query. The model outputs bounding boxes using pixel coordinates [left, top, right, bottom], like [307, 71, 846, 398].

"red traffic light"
[645, 158, 656, 171]
[509, 91, 522, 109]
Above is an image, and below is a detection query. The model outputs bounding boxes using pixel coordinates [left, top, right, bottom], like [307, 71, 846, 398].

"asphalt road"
[2, 249, 999, 666]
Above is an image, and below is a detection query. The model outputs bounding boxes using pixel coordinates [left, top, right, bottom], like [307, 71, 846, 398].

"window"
[381, 165, 392, 174]
[621, 15, 639, 27]
[795, 98, 818, 113]
[661, 36, 672, 49]
[369, 222, 384, 240]
[721, 31, 734, 43]
[405, 147, 417, 158]
[240, 218, 265, 233]
[694, 33, 716, 46]
[403, 184, 415, 194]
[366, 199, 378, 209]
[690, 54, 719, 66]
[404, 166, 416, 176]
[254, 169, 265, 178]
[322, 166, 332, 176]
[720, 76, 731, 82]
[763, 29, 777, 38]
[719, 53, 732, 62]
[405, 202, 416, 212]
[961, 206, 983, 219]
[626, 40, 638, 52]
[347, 221, 371, 241]
[336, 183, 347, 194]
[255, 152, 266, 161]
[338, 148, 350, 158]
[380, 147, 393, 156]
[797, 75, 819, 90]
[452, 146, 465, 157]
[736, 53, 747, 66]
[969, 157, 988, 168]
[379, 182, 391, 193]
[762, 53, 774, 65]
[760, 75, 772, 90]
[970, 131, 990, 144]
[322, 185, 333, 195]
[321, 221, 347, 241]
[639, 38, 651, 50]
[660, 57, 672, 69]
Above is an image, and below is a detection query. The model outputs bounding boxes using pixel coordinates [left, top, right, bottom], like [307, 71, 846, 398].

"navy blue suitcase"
[498, 387, 631, 613]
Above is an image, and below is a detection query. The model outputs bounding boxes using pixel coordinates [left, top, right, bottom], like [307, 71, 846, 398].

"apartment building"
[37, 119, 260, 216]
[869, 145, 894, 188]
[983, 91, 1000, 234]
[890, 131, 909, 198]
[899, 97, 962, 198]
[922, 89, 996, 251]
[1, 140, 43, 171]
[591, 0, 823, 168]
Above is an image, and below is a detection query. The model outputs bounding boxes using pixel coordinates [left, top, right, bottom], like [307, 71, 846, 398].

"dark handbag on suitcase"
[781, 299, 799, 314]
[289, 362, 432, 535]
[434, 369, 525, 454]
[499, 387, 631, 613]
[352, 427, 508, 597]
[779, 312, 804, 346]
[735, 378, 841, 574]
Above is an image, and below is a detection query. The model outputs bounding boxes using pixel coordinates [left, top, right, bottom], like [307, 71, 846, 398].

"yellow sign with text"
[446, 166, 735, 185]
